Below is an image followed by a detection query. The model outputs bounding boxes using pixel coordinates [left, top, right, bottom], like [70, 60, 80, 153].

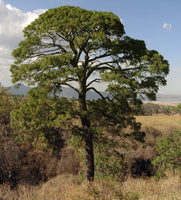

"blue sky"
[1, 0, 181, 95]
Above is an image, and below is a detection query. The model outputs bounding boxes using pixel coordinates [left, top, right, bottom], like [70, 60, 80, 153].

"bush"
[152, 131, 181, 177]
[57, 147, 81, 175]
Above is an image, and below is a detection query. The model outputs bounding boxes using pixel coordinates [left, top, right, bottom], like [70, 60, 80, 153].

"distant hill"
[8, 84, 106, 100]
[57, 87, 107, 100]
[8, 84, 31, 96]
[7, 84, 181, 102]
[156, 94, 181, 102]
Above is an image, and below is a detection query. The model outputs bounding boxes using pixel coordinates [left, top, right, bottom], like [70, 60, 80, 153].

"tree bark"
[85, 129, 94, 181]
[80, 114, 94, 181]
[79, 81, 94, 181]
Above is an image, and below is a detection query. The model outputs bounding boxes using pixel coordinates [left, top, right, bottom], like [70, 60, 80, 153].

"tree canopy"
[10, 6, 169, 181]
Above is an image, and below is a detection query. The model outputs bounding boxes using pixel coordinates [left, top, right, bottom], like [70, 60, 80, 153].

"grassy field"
[136, 114, 181, 135]
[145, 101, 180, 106]
[1, 172, 180, 200]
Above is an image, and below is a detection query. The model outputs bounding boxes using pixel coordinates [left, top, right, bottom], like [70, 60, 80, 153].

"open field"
[144, 101, 180, 106]
[136, 114, 181, 135]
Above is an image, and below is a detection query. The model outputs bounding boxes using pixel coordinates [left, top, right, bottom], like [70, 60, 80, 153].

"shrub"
[152, 131, 181, 177]
[57, 147, 81, 175]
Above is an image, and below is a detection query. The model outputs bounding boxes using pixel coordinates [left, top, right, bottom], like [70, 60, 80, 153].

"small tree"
[10, 6, 169, 181]
[11, 88, 71, 152]
[172, 103, 181, 114]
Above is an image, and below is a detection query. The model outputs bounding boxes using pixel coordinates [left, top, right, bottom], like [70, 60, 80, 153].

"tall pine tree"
[11, 6, 169, 181]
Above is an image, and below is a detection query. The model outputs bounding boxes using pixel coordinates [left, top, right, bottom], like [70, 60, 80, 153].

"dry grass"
[122, 171, 181, 200]
[146, 101, 180, 106]
[136, 115, 181, 135]
[0, 184, 36, 200]
[1, 173, 180, 200]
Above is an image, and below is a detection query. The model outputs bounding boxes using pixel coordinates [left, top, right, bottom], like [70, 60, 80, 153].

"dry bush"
[125, 146, 156, 178]
[57, 147, 81, 175]
[0, 136, 22, 189]
[143, 127, 162, 146]
[0, 141, 64, 188]
[19, 148, 58, 185]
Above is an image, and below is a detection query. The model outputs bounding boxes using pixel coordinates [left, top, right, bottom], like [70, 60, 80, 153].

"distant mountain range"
[8, 84, 31, 96]
[7, 84, 106, 100]
[156, 94, 181, 102]
[7, 84, 181, 102]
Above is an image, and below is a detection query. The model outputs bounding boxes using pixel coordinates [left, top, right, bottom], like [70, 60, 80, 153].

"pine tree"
[10, 6, 169, 181]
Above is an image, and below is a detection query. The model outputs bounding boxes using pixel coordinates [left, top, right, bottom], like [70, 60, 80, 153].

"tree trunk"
[80, 114, 94, 181]
[79, 81, 94, 181]
[85, 130, 94, 181]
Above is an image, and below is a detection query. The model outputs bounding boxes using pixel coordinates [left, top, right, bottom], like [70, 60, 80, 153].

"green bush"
[152, 131, 181, 177]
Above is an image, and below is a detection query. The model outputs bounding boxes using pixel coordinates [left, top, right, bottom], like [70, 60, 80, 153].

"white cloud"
[162, 23, 172, 31]
[0, 0, 46, 86]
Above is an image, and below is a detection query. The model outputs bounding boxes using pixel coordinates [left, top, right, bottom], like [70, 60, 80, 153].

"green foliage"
[172, 103, 181, 114]
[87, 99, 145, 142]
[94, 149, 127, 180]
[11, 88, 72, 152]
[10, 5, 169, 141]
[70, 128, 127, 180]
[152, 131, 181, 177]
[0, 85, 23, 125]
[11, 6, 169, 102]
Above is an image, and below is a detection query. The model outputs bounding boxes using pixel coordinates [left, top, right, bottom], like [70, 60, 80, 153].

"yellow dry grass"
[136, 114, 181, 135]
[122, 171, 181, 200]
[145, 101, 180, 106]
[2, 173, 180, 200]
